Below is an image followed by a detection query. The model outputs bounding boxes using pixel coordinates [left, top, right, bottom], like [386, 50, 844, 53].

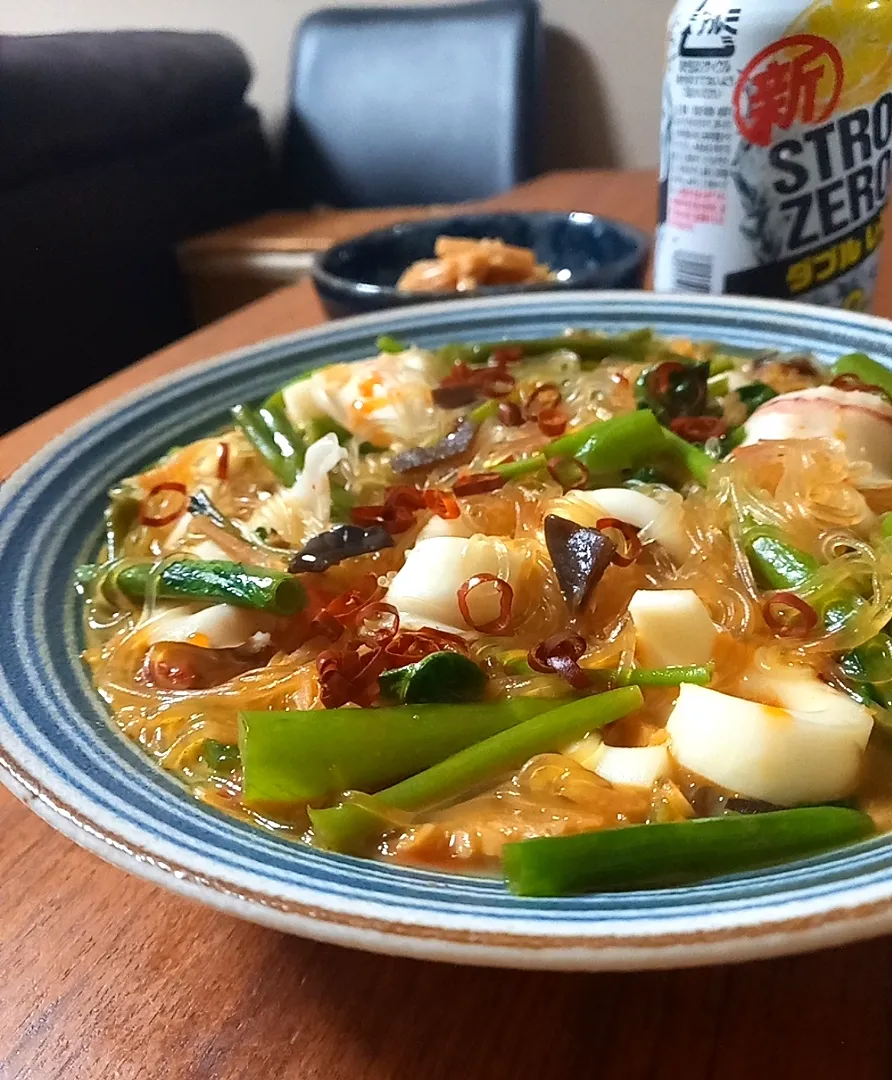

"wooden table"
[3, 170, 892, 1080]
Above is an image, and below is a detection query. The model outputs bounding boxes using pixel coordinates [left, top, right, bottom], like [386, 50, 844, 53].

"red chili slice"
[385, 485, 428, 511]
[322, 574, 384, 625]
[354, 602, 400, 646]
[216, 442, 230, 481]
[546, 456, 589, 492]
[316, 641, 387, 708]
[647, 361, 686, 398]
[478, 369, 516, 399]
[310, 610, 346, 642]
[669, 415, 728, 443]
[140, 481, 188, 528]
[384, 627, 469, 667]
[440, 360, 475, 387]
[762, 591, 818, 639]
[528, 632, 589, 690]
[524, 383, 562, 419]
[424, 489, 460, 519]
[537, 407, 568, 437]
[491, 347, 525, 367]
[453, 472, 506, 497]
[351, 503, 416, 535]
[497, 401, 525, 427]
[595, 517, 642, 567]
[456, 573, 514, 634]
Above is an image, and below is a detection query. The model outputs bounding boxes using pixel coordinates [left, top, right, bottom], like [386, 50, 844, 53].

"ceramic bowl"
[3, 292, 892, 971]
[311, 211, 649, 318]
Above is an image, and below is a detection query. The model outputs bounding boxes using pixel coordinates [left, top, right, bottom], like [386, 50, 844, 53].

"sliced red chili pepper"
[354, 602, 400, 646]
[595, 517, 642, 567]
[140, 481, 188, 528]
[546, 456, 589, 492]
[537, 407, 568, 437]
[453, 472, 506, 497]
[647, 361, 686, 399]
[440, 360, 475, 387]
[669, 415, 728, 443]
[762, 591, 818, 639]
[385, 485, 427, 511]
[383, 626, 468, 666]
[216, 442, 230, 481]
[316, 641, 386, 708]
[424, 489, 461, 519]
[497, 401, 525, 427]
[456, 573, 514, 634]
[478, 369, 516, 399]
[322, 574, 384, 625]
[310, 610, 346, 642]
[524, 383, 562, 419]
[351, 503, 416, 535]
[491, 346, 525, 367]
[528, 632, 589, 690]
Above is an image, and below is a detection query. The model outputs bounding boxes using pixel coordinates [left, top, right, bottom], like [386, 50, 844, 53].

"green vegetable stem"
[745, 531, 892, 709]
[83, 558, 306, 616]
[502, 807, 875, 896]
[231, 403, 304, 486]
[437, 330, 655, 367]
[309, 686, 643, 854]
[490, 410, 716, 487]
[239, 698, 553, 810]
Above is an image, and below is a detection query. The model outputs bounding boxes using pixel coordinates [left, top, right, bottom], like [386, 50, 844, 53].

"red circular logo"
[733, 34, 844, 147]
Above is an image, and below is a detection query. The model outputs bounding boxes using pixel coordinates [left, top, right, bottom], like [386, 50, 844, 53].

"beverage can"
[654, 0, 892, 311]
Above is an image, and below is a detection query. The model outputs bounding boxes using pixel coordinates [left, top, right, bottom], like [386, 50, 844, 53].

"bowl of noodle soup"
[3, 291, 892, 970]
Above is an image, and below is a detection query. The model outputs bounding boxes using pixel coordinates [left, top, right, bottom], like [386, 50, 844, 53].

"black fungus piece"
[544, 515, 616, 614]
[288, 524, 394, 573]
[391, 420, 476, 474]
[432, 385, 481, 409]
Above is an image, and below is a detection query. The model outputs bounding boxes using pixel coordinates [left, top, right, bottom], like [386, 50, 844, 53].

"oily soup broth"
[80, 330, 892, 881]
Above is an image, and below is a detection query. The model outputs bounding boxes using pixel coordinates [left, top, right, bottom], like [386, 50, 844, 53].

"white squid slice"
[627, 589, 717, 668]
[143, 604, 269, 649]
[385, 535, 528, 635]
[551, 488, 690, 562]
[741, 386, 892, 480]
[666, 677, 874, 806]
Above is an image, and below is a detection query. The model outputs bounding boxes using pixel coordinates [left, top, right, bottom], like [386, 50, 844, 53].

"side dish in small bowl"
[75, 330, 892, 896]
[311, 212, 648, 318]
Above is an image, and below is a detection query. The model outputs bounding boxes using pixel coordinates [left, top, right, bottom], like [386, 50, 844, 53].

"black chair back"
[283, 0, 542, 208]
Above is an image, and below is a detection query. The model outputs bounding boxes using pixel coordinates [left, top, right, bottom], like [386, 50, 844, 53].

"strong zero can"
[654, 0, 892, 311]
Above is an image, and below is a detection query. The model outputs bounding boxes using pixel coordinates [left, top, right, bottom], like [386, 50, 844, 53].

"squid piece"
[741, 386, 892, 480]
[667, 672, 874, 806]
[384, 535, 529, 635]
[281, 349, 445, 448]
[627, 589, 717, 668]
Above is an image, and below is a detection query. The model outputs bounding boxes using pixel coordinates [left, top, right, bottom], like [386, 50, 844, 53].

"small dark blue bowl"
[312, 211, 649, 319]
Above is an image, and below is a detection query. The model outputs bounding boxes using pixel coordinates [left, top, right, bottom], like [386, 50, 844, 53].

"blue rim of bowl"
[311, 211, 650, 299]
[2, 291, 892, 971]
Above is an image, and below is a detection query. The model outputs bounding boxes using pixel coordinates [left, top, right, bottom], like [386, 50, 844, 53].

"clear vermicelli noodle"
[77, 329, 892, 893]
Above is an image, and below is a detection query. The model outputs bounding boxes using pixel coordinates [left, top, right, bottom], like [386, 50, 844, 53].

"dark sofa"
[0, 31, 275, 434]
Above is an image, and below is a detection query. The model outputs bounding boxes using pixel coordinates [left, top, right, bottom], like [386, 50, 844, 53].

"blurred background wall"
[1, 0, 674, 169]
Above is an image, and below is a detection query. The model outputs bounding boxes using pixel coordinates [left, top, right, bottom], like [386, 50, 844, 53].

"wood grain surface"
[2, 170, 892, 1080]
